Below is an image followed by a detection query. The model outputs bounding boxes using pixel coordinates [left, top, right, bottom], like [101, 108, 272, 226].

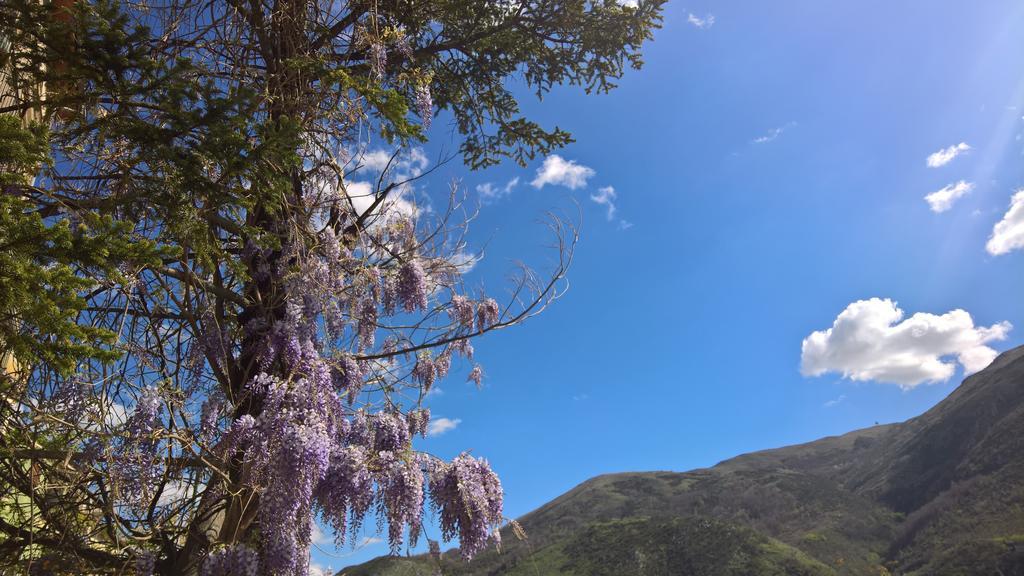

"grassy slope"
[340, 517, 835, 576]
[341, 346, 1024, 575]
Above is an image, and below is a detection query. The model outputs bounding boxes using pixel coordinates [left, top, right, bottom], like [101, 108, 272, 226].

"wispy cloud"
[355, 147, 429, 176]
[309, 564, 333, 576]
[444, 249, 479, 275]
[342, 180, 421, 222]
[823, 394, 846, 408]
[590, 186, 618, 221]
[687, 13, 715, 29]
[310, 520, 331, 546]
[987, 190, 1024, 256]
[926, 142, 971, 168]
[344, 147, 429, 222]
[476, 176, 520, 202]
[531, 155, 595, 190]
[356, 536, 383, 547]
[801, 297, 1011, 388]
[356, 149, 394, 172]
[530, 155, 629, 228]
[752, 123, 794, 144]
[924, 180, 974, 213]
[427, 417, 462, 437]
[157, 479, 195, 506]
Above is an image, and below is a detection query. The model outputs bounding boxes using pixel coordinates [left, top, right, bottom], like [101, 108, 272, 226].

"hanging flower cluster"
[201, 545, 260, 576]
[36, 125, 546, 575]
[8, 2, 579, 573]
[170, 193, 513, 574]
[112, 387, 165, 507]
[429, 453, 504, 559]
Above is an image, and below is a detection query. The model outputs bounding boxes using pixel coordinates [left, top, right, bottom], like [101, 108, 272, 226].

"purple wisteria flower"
[347, 411, 373, 448]
[382, 337, 399, 357]
[434, 351, 451, 379]
[382, 273, 398, 317]
[201, 545, 259, 576]
[428, 453, 503, 560]
[333, 355, 366, 404]
[156, 187, 508, 575]
[476, 298, 500, 330]
[406, 408, 431, 438]
[369, 39, 387, 78]
[245, 373, 334, 576]
[467, 365, 483, 388]
[376, 451, 426, 553]
[53, 377, 90, 424]
[416, 83, 432, 129]
[398, 260, 429, 313]
[200, 394, 223, 440]
[412, 352, 436, 392]
[134, 550, 155, 576]
[317, 445, 374, 546]
[450, 338, 474, 359]
[225, 414, 258, 451]
[114, 387, 165, 506]
[395, 34, 414, 59]
[373, 412, 411, 452]
[357, 298, 377, 349]
[449, 295, 474, 329]
[132, 387, 163, 434]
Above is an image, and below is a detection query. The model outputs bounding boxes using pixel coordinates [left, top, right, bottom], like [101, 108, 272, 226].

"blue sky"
[315, 0, 1024, 571]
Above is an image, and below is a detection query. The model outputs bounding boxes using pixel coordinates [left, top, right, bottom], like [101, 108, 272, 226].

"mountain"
[340, 346, 1024, 576]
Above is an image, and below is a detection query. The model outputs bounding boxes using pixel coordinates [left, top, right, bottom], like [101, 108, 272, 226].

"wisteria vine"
[4, 2, 581, 574]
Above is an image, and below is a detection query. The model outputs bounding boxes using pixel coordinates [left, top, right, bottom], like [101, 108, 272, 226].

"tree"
[0, 0, 664, 574]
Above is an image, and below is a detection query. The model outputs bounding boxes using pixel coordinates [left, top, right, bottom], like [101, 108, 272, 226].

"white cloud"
[687, 13, 715, 29]
[752, 122, 796, 144]
[823, 394, 846, 408]
[357, 149, 394, 172]
[356, 536, 383, 547]
[476, 176, 520, 201]
[157, 479, 193, 506]
[527, 156, 627, 227]
[310, 520, 331, 547]
[343, 180, 375, 214]
[427, 417, 461, 437]
[355, 147, 428, 177]
[341, 147, 429, 223]
[531, 155, 595, 190]
[342, 179, 419, 222]
[924, 180, 974, 213]
[617, 0, 639, 7]
[444, 249, 479, 274]
[926, 142, 971, 168]
[309, 563, 333, 576]
[405, 148, 429, 175]
[986, 190, 1024, 255]
[104, 400, 129, 428]
[590, 186, 618, 221]
[801, 298, 1012, 388]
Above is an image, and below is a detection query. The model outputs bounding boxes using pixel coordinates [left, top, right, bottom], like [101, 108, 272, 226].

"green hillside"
[341, 516, 834, 576]
[341, 346, 1024, 576]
